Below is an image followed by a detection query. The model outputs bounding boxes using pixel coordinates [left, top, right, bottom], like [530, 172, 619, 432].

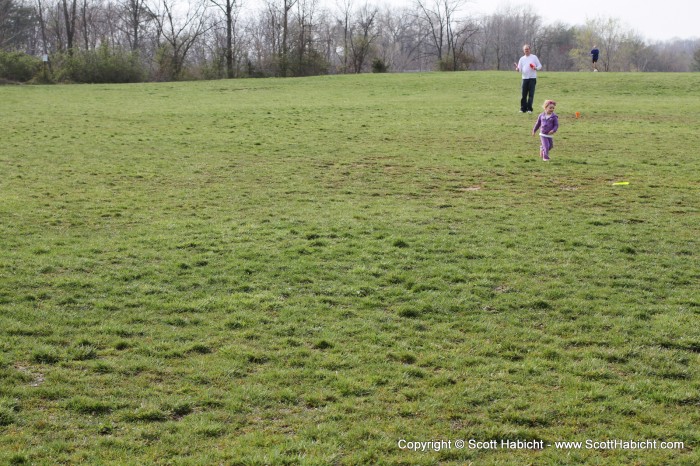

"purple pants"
[540, 136, 553, 160]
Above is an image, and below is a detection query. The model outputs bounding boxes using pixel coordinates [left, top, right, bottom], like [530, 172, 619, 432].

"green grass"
[1, 71, 699, 464]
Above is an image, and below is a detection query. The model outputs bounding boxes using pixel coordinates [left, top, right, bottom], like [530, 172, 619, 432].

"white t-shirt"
[518, 54, 542, 79]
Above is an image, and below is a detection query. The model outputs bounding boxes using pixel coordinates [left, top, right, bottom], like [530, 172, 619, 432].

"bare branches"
[148, 0, 213, 78]
[415, 0, 476, 69]
[348, 2, 377, 72]
[3, 0, 699, 80]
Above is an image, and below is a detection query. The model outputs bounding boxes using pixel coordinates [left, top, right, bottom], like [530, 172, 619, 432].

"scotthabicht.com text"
[397, 439, 685, 452]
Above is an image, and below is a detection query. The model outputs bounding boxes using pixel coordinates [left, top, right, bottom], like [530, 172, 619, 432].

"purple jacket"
[533, 112, 558, 137]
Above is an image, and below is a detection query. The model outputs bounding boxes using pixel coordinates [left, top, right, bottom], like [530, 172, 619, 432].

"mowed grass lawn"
[1, 71, 699, 465]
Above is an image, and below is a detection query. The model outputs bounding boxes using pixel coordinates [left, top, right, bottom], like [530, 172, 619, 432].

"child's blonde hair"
[543, 99, 556, 109]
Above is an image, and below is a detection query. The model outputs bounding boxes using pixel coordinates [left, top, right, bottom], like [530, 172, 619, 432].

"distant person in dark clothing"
[591, 45, 599, 71]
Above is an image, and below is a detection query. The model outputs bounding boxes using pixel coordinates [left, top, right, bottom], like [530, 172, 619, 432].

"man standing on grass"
[514, 44, 542, 113]
[591, 45, 600, 71]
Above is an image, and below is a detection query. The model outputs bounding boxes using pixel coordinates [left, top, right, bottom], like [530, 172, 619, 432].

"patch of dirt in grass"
[14, 363, 45, 387]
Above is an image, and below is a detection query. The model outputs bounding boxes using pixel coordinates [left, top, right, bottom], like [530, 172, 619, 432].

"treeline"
[1, 0, 699, 83]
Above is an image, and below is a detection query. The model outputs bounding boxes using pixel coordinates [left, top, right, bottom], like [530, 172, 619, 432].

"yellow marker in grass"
[612, 181, 630, 186]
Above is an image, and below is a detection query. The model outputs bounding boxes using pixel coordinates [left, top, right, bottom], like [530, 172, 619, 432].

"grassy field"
[1, 71, 699, 465]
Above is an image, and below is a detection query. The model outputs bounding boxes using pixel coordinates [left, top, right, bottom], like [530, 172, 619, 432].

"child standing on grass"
[532, 99, 558, 161]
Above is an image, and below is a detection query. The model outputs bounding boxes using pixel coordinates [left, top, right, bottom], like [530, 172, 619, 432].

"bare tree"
[47, 2, 65, 51]
[149, 0, 212, 79]
[574, 17, 624, 71]
[596, 17, 623, 71]
[334, 0, 352, 73]
[244, 11, 272, 74]
[290, 0, 318, 75]
[61, 0, 78, 52]
[639, 38, 698, 72]
[480, 13, 505, 69]
[80, 0, 88, 48]
[569, 21, 597, 70]
[415, 0, 447, 62]
[35, 0, 50, 54]
[8, 0, 700, 80]
[1, 0, 39, 51]
[278, 0, 297, 75]
[618, 32, 654, 71]
[375, 6, 420, 71]
[348, 2, 377, 73]
[537, 22, 576, 71]
[314, 8, 335, 70]
[446, 12, 478, 70]
[475, 5, 541, 70]
[209, 0, 240, 77]
[117, 0, 149, 51]
[570, 17, 626, 71]
[79, 0, 102, 50]
[415, 0, 477, 70]
[258, 0, 296, 76]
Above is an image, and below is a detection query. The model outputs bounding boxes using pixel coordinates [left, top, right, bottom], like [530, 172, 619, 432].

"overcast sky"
[468, 0, 699, 42]
[243, 0, 698, 43]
